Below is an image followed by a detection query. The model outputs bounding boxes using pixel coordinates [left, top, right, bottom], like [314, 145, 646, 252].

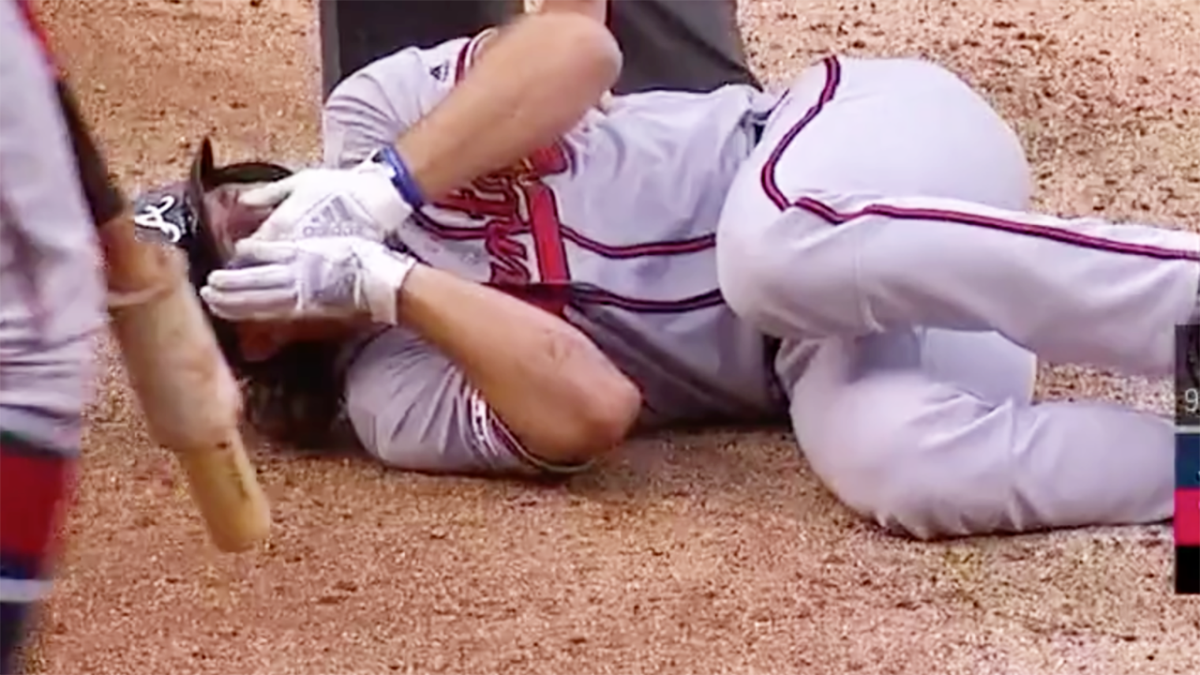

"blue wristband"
[373, 145, 426, 208]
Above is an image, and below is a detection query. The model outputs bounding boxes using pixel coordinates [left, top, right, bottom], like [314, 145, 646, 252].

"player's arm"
[532, 0, 608, 24]
[204, 237, 641, 466]
[392, 264, 641, 465]
[242, 12, 618, 242]
[319, 15, 614, 172]
[342, 326, 611, 477]
[387, 11, 619, 202]
[302, 35, 636, 462]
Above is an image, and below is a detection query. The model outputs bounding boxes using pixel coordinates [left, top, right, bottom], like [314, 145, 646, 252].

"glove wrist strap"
[372, 145, 426, 209]
[360, 247, 418, 325]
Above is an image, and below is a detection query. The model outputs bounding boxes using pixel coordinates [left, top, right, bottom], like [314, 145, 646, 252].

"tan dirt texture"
[20, 0, 1200, 673]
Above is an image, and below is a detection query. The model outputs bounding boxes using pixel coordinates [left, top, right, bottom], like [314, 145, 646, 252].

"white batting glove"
[239, 147, 423, 244]
[199, 237, 417, 325]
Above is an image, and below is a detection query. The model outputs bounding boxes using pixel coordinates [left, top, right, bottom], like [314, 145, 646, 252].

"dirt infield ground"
[21, 0, 1200, 673]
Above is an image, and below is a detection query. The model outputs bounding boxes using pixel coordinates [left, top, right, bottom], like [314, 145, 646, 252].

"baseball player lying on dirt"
[132, 12, 1196, 540]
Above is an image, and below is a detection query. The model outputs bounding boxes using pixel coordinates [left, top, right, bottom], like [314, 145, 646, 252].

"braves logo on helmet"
[132, 192, 191, 245]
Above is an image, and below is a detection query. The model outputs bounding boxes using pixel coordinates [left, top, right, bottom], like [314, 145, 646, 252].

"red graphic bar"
[1177, 488, 1200, 547]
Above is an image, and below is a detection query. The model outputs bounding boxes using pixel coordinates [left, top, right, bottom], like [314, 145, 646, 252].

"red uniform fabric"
[13, 0, 58, 74]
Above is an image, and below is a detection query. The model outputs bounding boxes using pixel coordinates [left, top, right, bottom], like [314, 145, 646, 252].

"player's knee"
[802, 374, 1010, 541]
[716, 243, 762, 328]
[717, 213, 855, 339]
[813, 432, 965, 542]
[716, 219, 800, 334]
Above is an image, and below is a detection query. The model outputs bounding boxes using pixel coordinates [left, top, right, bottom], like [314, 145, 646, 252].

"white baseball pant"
[717, 56, 1198, 539]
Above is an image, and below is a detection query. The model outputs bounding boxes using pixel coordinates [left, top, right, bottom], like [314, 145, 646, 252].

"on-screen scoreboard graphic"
[1173, 326, 1200, 595]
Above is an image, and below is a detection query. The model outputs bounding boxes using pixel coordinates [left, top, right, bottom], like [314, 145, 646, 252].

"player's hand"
[238, 158, 414, 244]
[199, 237, 417, 325]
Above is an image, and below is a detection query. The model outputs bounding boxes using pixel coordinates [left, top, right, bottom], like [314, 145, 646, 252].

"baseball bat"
[100, 212, 271, 553]
[22, 0, 269, 552]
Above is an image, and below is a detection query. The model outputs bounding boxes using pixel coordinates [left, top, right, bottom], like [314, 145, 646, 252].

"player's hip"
[761, 55, 993, 136]
[720, 56, 1032, 226]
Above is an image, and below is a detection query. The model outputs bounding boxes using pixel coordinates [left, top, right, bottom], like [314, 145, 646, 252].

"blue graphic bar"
[1176, 433, 1200, 594]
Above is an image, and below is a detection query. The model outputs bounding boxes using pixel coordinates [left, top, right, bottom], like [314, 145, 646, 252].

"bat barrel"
[175, 436, 271, 552]
[104, 233, 272, 553]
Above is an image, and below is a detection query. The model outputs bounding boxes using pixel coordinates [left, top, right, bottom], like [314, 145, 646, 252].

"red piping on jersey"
[794, 197, 1200, 261]
[560, 228, 716, 258]
[15, 0, 60, 76]
[454, 29, 494, 82]
[454, 41, 472, 81]
[412, 210, 716, 258]
[523, 181, 571, 300]
[409, 209, 725, 313]
[759, 56, 841, 211]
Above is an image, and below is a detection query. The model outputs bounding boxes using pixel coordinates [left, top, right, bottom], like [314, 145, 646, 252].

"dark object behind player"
[317, 0, 758, 98]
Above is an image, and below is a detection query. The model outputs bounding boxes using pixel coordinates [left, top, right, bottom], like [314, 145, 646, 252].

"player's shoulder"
[323, 34, 487, 166]
[339, 31, 488, 96]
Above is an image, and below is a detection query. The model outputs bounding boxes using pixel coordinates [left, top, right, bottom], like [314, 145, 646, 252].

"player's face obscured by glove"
[203, 183, 277, 257]
[132, 167, 344, 362]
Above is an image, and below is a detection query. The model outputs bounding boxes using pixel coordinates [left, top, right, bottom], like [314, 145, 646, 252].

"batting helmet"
[130, 137, 292, 370]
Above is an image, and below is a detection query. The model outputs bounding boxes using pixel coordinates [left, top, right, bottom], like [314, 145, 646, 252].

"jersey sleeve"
[13, 0, 125, 226]
[321, 30, 495, 168]
[341, 326, 590, 478]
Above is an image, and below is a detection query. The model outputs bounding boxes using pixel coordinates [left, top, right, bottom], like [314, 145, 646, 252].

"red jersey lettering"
[431, 141, 574, 312]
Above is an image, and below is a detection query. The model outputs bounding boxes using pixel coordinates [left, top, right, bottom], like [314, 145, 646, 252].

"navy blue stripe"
[0, 408, 81, 454]
[2, 600, 35, 674]
[796, 198, 1200, 263]
[411, 208, 717, 260]
[0, 554, 42, 583]
[759, 57, 841, 211]
[558, 226, 714, 259]
[571, 287, 724, 314]
[0, 429, 75, 461]
[1177, 433, 1200, 489]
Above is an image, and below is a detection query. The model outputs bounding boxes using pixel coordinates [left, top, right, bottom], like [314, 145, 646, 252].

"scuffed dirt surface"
[23, 0, 1200, 674]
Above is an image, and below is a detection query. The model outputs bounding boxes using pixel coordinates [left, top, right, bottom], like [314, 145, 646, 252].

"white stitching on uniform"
[465, 387, 591, 475]
[0, 578, 54, 603]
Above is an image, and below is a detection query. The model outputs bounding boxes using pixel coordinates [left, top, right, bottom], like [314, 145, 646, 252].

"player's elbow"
[536, 0, 609, 25]
[529, 340, 642, 464]
[575, 369, 642, 452]
[532, 12, 622, 93]
[553, 377, 641, 462]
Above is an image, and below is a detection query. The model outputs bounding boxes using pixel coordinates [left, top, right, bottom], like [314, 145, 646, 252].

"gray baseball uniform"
[323, 34, 782, 477]
[0, 0, 105, 450]
[1, 0, 108, 661]
[325, 37, 1198, 538]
